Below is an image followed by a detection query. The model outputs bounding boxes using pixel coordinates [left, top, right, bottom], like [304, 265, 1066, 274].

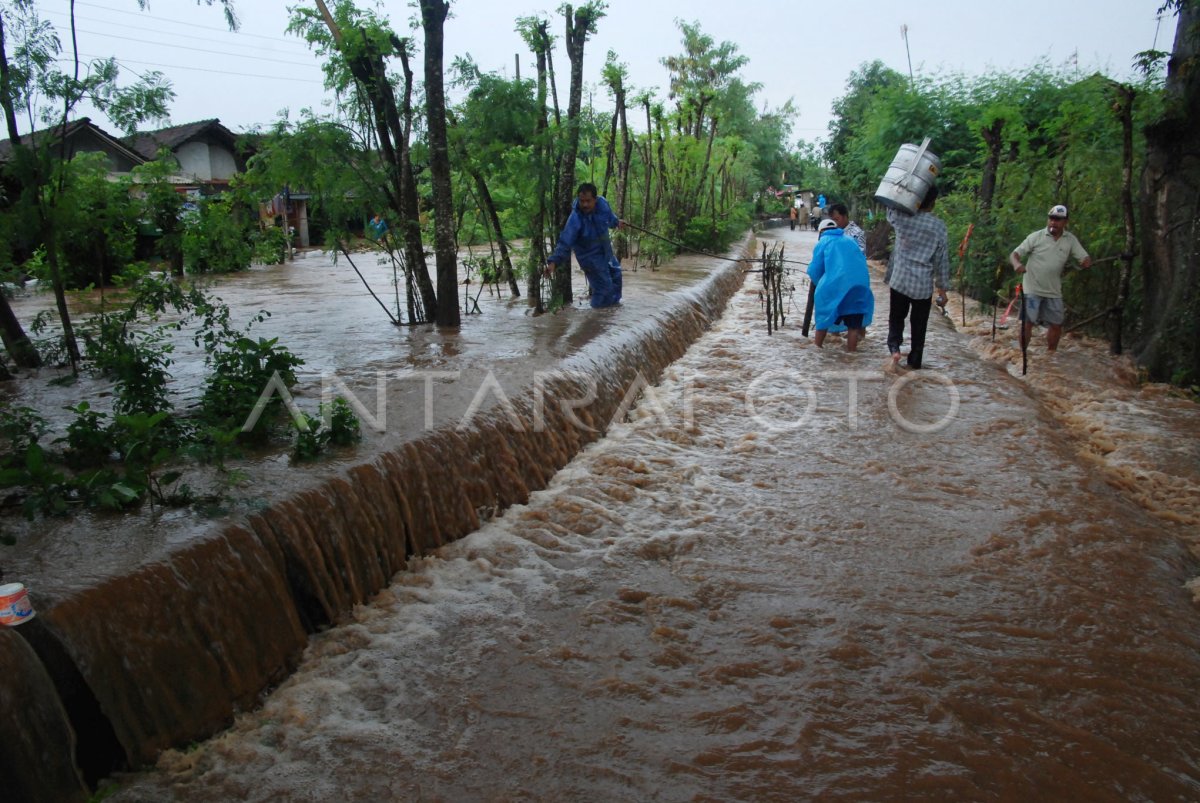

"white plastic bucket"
[0, 582, 36, 626]
[874, 138, 941, 214]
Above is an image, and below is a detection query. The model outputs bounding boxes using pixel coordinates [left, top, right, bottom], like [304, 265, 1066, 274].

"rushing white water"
[111, 226, 1200, 801]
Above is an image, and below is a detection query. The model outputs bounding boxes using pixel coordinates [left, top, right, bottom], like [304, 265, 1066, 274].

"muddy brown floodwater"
[0, 244, 715, 587]
[107, 226, 1200, 801]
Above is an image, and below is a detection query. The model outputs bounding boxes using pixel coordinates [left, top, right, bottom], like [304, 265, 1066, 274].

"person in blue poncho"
[546, 182, 625, 308]
[367, 213, 388, 241]
[808, 219, 875, 352]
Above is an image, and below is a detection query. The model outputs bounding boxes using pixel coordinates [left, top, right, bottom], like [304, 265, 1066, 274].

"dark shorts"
[836, 313, 865, 329]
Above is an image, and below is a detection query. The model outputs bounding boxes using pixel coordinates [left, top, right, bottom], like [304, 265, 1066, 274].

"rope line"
[622, 221, 810, 269]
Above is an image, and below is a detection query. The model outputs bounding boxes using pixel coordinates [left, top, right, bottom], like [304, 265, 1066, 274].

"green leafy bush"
[83, 313, 175, 415]
[51, 153, 141, 288]
[0, 406, 48, 470]
[58, 402, 112, 469]
[325, 397, 362, 447]
[183, 194, 254, 274]
[291, 397, 361, 462]
[252, 225, 290, 265]
[201, 335, 305, 443]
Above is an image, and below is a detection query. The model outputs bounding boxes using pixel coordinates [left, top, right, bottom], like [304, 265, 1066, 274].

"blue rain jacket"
[549, 195, 620, 272]
[807, 229, 875, 332]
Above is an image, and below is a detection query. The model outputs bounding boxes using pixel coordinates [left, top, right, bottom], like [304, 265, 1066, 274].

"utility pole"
[901, 24, 914, 90]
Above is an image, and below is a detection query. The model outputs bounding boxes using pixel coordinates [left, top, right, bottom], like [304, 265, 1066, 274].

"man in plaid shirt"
[885, 185, 949, 369]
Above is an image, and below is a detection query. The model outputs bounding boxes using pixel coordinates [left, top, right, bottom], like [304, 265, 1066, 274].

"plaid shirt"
[844, 221, 867, 254]
[886, 208, 949, 300]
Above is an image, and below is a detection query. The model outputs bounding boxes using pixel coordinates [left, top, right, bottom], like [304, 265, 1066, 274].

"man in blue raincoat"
[808, 219, 875, 352]
[546, 183, 625, 308]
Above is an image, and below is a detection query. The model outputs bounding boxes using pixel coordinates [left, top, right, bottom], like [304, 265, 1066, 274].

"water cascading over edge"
[1, 238, 754, 800]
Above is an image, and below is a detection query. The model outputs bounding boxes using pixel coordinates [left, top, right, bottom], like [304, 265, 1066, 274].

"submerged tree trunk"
[396, 47, 438, 320]
[475, 175, 519, 298]
[0, 293, 41, 370]
[609, 73, 632, 260]
[47, 8, 86, 369]
[523, 20, 553, 307]
[552, 5, 588, 303]
[449, 114, 519, 298]
[314, 0, 436, 322]
[0, 31, 41, 368]
[1136, 2, 1200, 384]
[419, 0, 460, 327]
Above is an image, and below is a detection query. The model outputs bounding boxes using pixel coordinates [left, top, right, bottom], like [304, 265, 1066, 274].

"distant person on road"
[1010, 204, 1092, 353]
[808, 219, 874, 352]
[546, 182, 625, 308]
[885, 185, 949, 370]
[789, 205, 799, 230]
[828, 203, 866, 255]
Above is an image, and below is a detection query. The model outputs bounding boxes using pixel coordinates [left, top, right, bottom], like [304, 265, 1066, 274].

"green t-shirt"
[1013, 228, 1089, 298]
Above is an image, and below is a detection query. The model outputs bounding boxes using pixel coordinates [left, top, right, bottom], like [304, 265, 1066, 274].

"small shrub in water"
[57, 402, 113, 469]
[292, 412, 325, 462]
[291, 398, 361, 462]
[325, 397, 361, 447]
[0, 406, 48, 469]
[201, 335, 304, 443]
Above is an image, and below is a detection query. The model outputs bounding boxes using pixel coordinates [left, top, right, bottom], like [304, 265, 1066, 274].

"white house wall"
[175, 141, 212, 180]
[209, 145, 237, 180]
[173, 140, 237, 182]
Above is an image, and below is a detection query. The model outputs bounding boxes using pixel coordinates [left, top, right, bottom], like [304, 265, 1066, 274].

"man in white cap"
[1010, 204, 1092, 353]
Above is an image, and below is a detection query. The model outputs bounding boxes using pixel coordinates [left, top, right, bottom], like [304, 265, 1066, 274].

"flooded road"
[105, 226, 1200, 800]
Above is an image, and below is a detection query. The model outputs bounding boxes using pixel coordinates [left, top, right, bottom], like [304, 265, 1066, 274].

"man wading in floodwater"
[1010, 204, 1092, 353]
[546, 183, 626, 308]
[885, 185, 949, 370]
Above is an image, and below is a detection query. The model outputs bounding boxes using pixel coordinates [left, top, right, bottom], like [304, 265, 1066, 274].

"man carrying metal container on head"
[884, 184, 949, 370]
[876, 139, 950, 370]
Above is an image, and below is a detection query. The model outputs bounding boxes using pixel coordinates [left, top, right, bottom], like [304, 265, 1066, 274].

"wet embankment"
[0, 241, 750, 801]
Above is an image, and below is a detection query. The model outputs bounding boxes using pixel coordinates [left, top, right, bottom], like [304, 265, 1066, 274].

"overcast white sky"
[31, 0, 1178, 144]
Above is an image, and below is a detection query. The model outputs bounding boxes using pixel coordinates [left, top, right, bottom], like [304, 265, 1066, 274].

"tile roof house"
[0, 117, 144, 172]
[124, 118, 249, 190]
[3, 117, 310, 248]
